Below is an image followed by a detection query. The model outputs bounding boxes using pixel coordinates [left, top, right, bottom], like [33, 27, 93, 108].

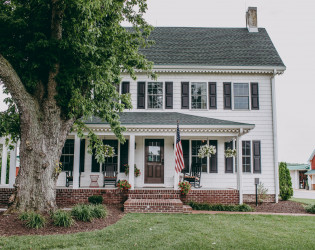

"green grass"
[290, 197, 315, 205]
[1, 214, 315, 249]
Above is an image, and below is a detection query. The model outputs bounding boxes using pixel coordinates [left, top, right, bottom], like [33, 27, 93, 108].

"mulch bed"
[249, 200, 307, 214]
[0, 205, 125, 237]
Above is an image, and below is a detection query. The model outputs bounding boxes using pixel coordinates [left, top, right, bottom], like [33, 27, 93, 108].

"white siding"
[121, 73, 276, 195]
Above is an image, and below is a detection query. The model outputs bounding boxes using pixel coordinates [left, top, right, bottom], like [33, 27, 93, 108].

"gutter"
[271, 69, 279, 203]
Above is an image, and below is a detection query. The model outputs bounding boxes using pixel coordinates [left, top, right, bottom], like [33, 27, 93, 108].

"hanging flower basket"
[124, 164, 141, 177]
[198, 145, 216, 159]
[225, 147, 237, 158]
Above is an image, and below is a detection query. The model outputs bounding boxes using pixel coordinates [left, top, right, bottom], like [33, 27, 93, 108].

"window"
[191, 140, 207, 172]
[242, 141, 251, 173]
[148, 141, 161, 162]
[147, 82, 163, 109]
[191, 82, 207, 109]
[234, 83, 249, 110]
[60, 139, 74, 171]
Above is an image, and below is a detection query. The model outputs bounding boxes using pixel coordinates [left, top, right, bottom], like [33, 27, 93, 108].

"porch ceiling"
[85, 112, 254, 128]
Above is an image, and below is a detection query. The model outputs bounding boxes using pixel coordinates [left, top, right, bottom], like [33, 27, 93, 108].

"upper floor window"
[147, 82, 163, 109]
[191, 82, 207, 109]
[233, 83, 249, 110]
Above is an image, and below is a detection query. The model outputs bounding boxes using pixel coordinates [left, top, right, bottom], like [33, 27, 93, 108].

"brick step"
[124, 198, 184, 213]
[183, 205, 192, 214]
[128, 193, 181, 199]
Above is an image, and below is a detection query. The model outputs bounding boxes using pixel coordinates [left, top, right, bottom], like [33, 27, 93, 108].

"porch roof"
[85, 112, 254, 128]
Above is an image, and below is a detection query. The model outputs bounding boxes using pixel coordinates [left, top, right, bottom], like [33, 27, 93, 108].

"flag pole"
[174, 120, 180, 190]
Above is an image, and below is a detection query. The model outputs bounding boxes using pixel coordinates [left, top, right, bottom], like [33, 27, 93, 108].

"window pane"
[242, 140, 251, 173]
[191, 82, 207, 109]
[148, 141, 161, 162]
[192, 140, 207, 172]
[234, 83, 249, 110]
[147, 82, 163, 109]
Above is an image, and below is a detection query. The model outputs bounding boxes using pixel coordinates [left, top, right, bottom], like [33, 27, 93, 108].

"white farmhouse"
[0, 7, 286, 211]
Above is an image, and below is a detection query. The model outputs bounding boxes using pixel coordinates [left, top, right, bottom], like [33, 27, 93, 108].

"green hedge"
[279, 162, 293, 201]
[188, 201, 253, 212]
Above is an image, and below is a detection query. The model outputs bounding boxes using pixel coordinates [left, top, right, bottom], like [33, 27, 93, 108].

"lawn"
[1, 213, 314, 249]
[290, 197, 315, 205]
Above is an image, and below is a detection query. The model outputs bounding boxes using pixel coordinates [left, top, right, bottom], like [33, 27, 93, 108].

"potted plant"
[198, 144, 216, 159]
[178, 181, 191, 195]
[124, 164, 141, 177]
[224, 147, 237, 158]
[117, 179, 131, 192]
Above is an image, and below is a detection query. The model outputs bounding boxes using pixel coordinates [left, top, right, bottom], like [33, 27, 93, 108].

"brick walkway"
[192, 210, 315, 216]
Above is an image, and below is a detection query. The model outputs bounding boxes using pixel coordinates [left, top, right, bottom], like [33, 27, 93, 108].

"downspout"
[271, 69, 279, 203]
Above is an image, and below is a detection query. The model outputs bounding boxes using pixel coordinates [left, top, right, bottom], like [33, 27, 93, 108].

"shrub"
[279, 162, 293, 200]
[91, 204, 107, 219]
[19, 212, 30, 221]
[188, 201, 253, 212]
[51, 210, 74, 227]
[305, 204, 315, 214]
[71, 204, 94, 222]
[88, 195, 103, 204]
[19, 212, 46, 229]
[258, 182, 269, 203]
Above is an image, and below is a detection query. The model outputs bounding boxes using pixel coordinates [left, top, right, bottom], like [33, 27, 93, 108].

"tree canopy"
[0, 0, 154, 157]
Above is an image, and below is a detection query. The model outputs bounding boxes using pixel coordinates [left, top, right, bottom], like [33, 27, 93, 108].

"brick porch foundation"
[0, 188, 241, 207]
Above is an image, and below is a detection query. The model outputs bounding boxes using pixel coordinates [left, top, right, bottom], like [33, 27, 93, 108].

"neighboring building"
[0, 7, 286, 209]
[287, 163, 310, 190]
[306, 149, 315, 190]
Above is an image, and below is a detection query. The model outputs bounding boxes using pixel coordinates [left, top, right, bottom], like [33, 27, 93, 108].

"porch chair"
[103, 163, 118, 187]
[184, 163, 202, 188]
[65, 170, 73, 187]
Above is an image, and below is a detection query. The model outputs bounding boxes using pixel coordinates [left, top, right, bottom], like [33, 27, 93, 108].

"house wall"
[121, 72, 276, 196]
[311, 156, 315, 170]
[289, 170, 299, 189]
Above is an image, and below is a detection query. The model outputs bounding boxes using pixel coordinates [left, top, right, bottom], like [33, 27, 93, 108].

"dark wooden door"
[145, 139, 164, 184]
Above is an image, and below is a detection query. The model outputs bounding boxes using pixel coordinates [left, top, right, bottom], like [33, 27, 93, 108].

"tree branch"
[0, 54, 34, 113]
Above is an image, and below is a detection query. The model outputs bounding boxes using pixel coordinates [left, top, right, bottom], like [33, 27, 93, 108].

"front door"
[145, 139, 164, 184]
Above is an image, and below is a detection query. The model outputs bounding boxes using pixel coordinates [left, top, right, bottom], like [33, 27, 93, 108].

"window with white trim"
[233, 83, 249, 110]
[60, 139, 74, 171]
[242, 140, 251, 173]
[191, 140, 207, 172]
[147, 82, 163, 109]
[191, 82, 207, 109]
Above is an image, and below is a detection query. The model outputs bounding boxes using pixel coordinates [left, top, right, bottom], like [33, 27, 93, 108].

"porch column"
[73, 135, 81, 189]
[9, 144, 17, 188]
[173, 135, 179, 190]
[128, 135, 135, 190]
[1, 144, 8, 185]
[236, 136, 243, 204]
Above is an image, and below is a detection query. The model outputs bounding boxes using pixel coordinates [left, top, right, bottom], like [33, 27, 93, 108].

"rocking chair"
[103, 163, 118, 187]
[184, 163, 202, 188]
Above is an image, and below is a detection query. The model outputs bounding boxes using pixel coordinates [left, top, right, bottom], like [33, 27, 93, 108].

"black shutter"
[91, 148, 100, 172]
[251, 82, 259, 110]
[225, 141, 234, 173]
[181, 82, 189, 109]
[253, 141, 261, 173]
[209, 82, 217, 109]
[181, 140, 190, 173]
[209, 140, 218, 173]
[122, 81, 130, 94]
[223, 82, 232, 110]
[120, 140, 129, 173]
[165, 81, 173, 109]
[79, 139, 85, 173]
[137, 82, 145, 109]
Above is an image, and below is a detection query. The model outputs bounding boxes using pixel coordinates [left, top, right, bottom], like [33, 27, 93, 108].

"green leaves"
[0, 0, 153, 158]
[279, 162, 294, 201]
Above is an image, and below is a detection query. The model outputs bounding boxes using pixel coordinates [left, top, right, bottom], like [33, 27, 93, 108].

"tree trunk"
[7, 102, 74, 213]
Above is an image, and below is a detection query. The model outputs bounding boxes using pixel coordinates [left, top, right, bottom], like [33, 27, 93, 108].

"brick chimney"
[246, 7, 258, 32]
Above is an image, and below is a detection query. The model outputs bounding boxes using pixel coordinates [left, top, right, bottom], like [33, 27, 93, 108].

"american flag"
[175, 121, 185, 173]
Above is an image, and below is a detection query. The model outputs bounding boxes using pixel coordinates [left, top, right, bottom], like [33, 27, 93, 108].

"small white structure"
[305, 149, 315, 190]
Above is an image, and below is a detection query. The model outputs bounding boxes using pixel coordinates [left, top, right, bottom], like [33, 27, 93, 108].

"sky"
[1, 0, 314, 163]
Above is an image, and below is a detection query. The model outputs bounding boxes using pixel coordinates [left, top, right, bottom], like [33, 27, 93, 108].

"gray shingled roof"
[139, 27, 285, 67]
[85, 112, 253, 126]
